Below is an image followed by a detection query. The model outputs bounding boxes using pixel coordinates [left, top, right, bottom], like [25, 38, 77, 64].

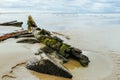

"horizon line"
[0, 11, 120, 14]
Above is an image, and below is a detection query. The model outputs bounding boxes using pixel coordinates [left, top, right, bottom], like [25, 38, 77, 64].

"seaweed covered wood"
[27, 15, 90, 67]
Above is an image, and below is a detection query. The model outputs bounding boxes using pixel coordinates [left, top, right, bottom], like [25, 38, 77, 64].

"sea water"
[0, 13, 120, 53]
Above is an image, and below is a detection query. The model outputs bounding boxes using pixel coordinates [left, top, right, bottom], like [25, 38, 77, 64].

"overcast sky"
[0, 0, 120, 13]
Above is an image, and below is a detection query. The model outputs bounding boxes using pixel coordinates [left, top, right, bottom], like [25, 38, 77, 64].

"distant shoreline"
[0, 11, 120, 15]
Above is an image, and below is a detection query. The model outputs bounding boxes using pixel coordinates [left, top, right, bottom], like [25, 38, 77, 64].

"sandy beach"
[0, 25, 120, 80]
[0, 38, 110, 80]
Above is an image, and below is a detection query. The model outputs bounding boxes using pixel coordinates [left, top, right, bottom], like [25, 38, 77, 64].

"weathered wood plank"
[0, 30, 28, 41]
[0, 21, 23, 27]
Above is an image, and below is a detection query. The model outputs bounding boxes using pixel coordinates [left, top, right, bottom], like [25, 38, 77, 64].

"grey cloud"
[0, 0, 120, 13]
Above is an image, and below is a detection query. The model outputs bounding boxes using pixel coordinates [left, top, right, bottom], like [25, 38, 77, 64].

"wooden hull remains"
[0, 20, 23, 27]
[26, 52, 72, 78]
[26, 15, 90, 78]
[27, 15, 90, 67]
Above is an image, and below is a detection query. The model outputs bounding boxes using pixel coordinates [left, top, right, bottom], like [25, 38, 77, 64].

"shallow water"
[0, 13, 120, 30]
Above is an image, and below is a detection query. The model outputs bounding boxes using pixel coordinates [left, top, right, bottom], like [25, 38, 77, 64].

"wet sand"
[0, 39, 115, 80]
[29, 51, 115, 80]
[0, 26, 120, 80]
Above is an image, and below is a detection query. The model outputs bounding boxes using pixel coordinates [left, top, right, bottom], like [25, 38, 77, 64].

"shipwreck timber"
[26, 52, 73, 78]
[0, 20, 23, 27]
[27, 15, 90, 67]
[0, 30, 28, 41]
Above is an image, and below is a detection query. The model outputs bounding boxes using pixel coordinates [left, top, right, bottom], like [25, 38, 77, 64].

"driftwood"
[0, 30, 28, 41]
[27, 15, 90, 67]
[0, 20, 23, 27]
